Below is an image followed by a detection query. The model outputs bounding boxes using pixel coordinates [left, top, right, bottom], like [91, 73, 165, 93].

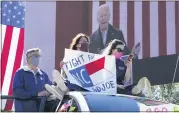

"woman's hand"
[117, 84, 125, 89]
[124, 59, 132, 83]
[125, 59, 132, 68]
[60, 61, 65, 68]
[38, 90, 50, 96]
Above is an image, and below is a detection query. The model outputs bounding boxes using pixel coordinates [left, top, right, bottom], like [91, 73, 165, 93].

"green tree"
[152, 83, 179, 104]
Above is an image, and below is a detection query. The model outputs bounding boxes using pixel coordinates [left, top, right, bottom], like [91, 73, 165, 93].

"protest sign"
[62, 49, 116, 94]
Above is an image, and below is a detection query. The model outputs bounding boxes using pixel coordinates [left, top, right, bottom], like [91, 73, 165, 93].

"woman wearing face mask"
[59, 33, 89, 68]
[69, 33, 90, 52]
[56, 33, 90, 92]
[102, 39, 131, 88]
[44, 34, 90, 112]
[102, 39, 152, 98]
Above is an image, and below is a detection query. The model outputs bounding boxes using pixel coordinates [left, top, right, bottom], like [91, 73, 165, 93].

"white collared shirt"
[22, 65, 43, 84]
[22, 65, 42, 75]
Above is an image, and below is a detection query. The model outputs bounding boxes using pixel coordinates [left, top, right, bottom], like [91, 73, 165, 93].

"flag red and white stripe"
[1, 25, 24, 110]
[92, 1, 179, 59]
[1, 1, 25, 110]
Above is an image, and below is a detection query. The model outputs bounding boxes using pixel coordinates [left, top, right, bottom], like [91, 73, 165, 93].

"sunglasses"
[116, 48, 124, 52]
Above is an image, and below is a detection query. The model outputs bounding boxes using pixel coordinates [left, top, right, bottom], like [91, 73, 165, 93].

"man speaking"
[89, 4, 130, 55]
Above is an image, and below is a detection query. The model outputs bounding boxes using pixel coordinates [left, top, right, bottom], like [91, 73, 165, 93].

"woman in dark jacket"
[45, 33, 90, 112]
[102, 39, 152, 98]
[59, 33, 90, 91]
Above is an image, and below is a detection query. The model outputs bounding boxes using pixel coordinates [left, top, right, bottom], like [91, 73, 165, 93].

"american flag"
[1, 1, 25, 110]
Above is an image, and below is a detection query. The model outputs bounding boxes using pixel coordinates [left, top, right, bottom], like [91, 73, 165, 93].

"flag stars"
[12, 15, 16, 18]
[4, 4, 7, 7]
[2, 2, 25, 28]
[17, 21, 20, 24]
[14, 6, 17, 10]
[3, 13, 6, 16]
[18, 12, 21, 15]
[7, 18, 10, 22]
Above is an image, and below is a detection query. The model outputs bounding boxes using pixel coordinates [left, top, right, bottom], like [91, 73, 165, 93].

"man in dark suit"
[89, 4, 130, 55]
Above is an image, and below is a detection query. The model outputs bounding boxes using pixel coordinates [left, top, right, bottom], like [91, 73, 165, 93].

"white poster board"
[62, 49, 117, 94]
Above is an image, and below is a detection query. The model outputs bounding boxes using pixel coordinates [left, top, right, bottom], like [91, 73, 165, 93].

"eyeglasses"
[116, 48, 124, 52]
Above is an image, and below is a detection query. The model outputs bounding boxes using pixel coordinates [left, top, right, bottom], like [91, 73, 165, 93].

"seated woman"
[102, 39, 152, 98]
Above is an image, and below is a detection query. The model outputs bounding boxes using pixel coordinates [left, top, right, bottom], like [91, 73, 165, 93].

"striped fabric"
[1, 1, 25, 111]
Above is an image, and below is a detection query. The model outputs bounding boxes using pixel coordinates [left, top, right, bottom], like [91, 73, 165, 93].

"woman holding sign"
[102, 39, 152, 98]
[59, 33, 90, 91]
[69, 33, 90, 52]
[59, 33, 90, 68]
[46, 33, 90, 107]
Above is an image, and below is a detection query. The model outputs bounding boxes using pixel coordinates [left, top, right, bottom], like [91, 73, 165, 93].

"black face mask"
[80, 43, 89, 52]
